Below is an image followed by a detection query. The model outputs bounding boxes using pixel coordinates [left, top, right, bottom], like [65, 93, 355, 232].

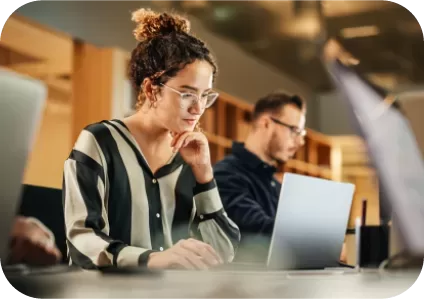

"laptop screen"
[324, 59, 424, 257]
[0, 68, 46, 262]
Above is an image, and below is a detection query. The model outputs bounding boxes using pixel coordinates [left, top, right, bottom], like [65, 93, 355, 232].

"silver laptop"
[267, 173, 355, 270]
[0, 68, 46, 263]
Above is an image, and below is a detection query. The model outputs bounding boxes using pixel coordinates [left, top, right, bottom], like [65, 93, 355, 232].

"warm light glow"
[355, 216, 362, 227]
[322, 38, 360, 66]
[282, 13, 323, 40]
[340, 25, 380, 39]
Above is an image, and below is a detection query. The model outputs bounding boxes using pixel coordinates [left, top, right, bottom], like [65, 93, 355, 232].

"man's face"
[266, 105, 306, 163]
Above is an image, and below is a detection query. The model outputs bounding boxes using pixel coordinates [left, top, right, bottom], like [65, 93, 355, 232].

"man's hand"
[147, 238, 223, 270]
[8, 216, 62, 266]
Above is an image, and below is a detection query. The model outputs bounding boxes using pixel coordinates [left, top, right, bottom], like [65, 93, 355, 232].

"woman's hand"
[147, 238, 223, 270]
[171, 131, 213, 184]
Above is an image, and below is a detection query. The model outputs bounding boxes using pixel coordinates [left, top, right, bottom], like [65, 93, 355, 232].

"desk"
[6, 268, 420, 298]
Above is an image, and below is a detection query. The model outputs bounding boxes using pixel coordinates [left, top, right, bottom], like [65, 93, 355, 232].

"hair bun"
[131, 8, 191, 41]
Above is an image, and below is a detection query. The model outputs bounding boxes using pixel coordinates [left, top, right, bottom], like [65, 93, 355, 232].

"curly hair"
[128, 8, 218, 116]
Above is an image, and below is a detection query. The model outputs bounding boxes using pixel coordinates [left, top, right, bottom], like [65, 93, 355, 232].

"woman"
[63, 8, 240, 270]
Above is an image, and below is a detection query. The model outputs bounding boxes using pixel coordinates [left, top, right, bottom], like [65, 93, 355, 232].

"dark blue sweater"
[214, 142, 281, 262]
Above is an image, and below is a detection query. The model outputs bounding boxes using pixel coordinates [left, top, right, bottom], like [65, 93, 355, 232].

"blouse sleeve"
[189, 179, 240, 263]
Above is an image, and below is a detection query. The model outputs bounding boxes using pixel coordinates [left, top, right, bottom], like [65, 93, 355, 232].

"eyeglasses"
[270, 117, 306, 138]
[160, 84, 219, 109]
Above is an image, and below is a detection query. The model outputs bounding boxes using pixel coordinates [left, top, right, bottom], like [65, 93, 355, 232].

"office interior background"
[1, 0, 423, 266]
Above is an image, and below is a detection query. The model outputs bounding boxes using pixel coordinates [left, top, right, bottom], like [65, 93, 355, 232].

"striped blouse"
[62, 119, 240, 269]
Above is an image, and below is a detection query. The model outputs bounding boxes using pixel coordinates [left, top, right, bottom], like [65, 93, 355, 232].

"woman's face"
[151, 60, 215, 134]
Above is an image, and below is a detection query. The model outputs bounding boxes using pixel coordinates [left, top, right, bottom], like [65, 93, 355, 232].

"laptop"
[0, 68, 46, 265]
[267, 173, 355, 270]
[324, 58, 424, 260]
[217, 173, 355, 272]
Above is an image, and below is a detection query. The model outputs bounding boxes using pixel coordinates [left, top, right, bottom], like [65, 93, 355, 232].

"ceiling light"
[340, 25, 380, 39]
[282, 12, 323, 40]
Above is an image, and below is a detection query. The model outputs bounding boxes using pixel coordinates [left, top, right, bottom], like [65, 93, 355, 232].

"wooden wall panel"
[23, 102, 72, 189]
[72, 42, 115, 142]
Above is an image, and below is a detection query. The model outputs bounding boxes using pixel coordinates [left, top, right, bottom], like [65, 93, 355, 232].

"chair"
[17, 184, 67, 263]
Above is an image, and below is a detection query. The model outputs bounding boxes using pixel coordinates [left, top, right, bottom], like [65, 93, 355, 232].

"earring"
[149, 92, 158, 108]
[151, 100, 157, 108]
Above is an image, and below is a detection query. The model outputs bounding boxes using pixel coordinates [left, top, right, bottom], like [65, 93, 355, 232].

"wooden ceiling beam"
[44, 76, 72, 95]
[7, 61, 68, 78]
[0, 15, 73, 76]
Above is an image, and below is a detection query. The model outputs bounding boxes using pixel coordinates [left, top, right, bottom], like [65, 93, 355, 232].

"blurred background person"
[214, 92, 306, 263]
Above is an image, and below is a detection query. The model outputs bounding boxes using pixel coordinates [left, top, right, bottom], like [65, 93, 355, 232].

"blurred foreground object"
[322, 38, 359, 66]
[323, 54, 424, 269]
[7, 216, 61, 266]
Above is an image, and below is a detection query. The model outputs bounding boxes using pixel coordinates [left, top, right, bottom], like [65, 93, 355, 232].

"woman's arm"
[170, 131, 241, 262]
[190, 179, 241, 263]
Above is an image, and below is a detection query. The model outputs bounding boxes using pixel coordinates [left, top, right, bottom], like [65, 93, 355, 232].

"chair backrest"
[18, 184, 67, 263]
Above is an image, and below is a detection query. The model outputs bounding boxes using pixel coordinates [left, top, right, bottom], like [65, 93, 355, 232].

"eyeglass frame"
[159, 83, 219, 109]
[270, 117, 307, 138]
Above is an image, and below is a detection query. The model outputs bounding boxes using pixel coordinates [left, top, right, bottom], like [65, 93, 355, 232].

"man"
[215, 92, 349, 263]
[7, 216, 62, 266]
[214, 92, 306, 262]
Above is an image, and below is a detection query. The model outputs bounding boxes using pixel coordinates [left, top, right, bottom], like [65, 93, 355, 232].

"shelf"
[195, 90, 339, 182]
[285, 160, 333, 179]
[331, 135, 380, 228]
[204, 132, 232, 148]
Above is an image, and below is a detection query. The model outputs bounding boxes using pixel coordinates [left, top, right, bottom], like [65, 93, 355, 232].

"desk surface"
[6, 268, 421, 298]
